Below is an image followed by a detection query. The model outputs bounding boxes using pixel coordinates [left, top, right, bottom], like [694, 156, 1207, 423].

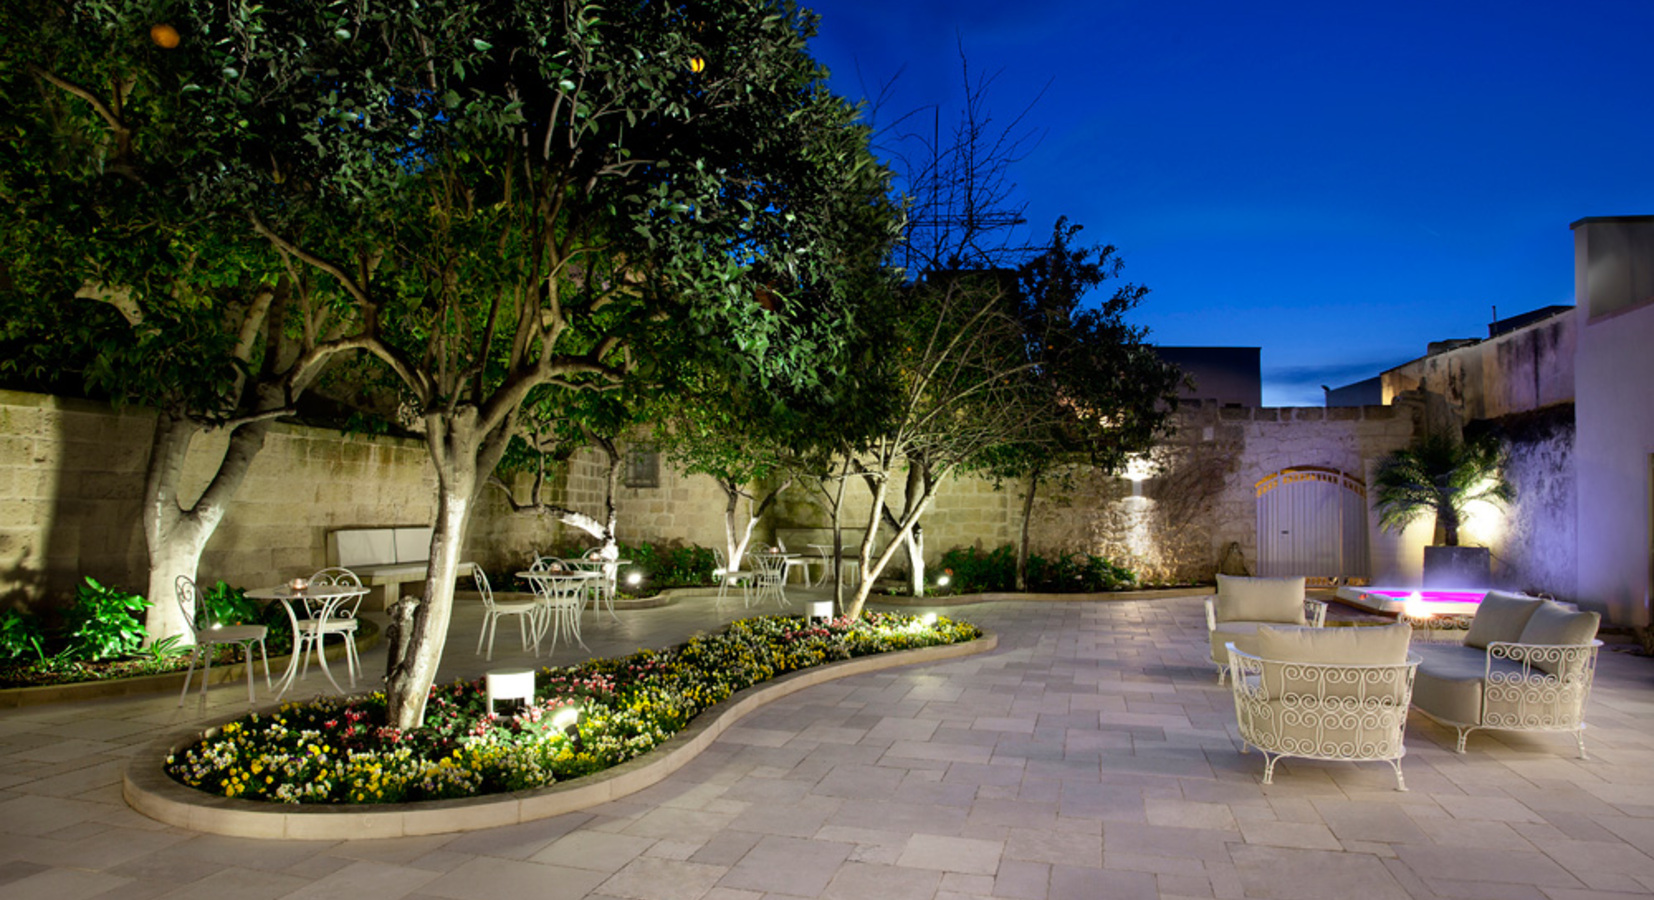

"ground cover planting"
[166, 612, 981, 803]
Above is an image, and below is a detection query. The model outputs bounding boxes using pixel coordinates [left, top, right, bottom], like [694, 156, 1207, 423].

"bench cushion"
[1463, 591, 1543, 649]
[1516, 602, 1600, 675]
[1255, 622, 1413, 701]
[1215, 574, 1306, 625]
[1410, 642, 1528, 725]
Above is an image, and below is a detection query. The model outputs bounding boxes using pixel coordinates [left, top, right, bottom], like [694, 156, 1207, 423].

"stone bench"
[328, 526, 476, 609]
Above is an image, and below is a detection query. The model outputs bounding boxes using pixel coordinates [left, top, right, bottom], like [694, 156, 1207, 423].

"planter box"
[1423, 546, 1491, 589]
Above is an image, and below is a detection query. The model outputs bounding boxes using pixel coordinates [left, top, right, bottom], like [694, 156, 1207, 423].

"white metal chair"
[714, 548, 753, 607]
[750, 549, 790, 608]
[1205, 574, 1327, 684]
[296, 567, 365, 688]
[176, 576, 270, 712]
[577, 548, 620, 621]
[1228, 623, 1419, 790]
[474, 568, 540, 660]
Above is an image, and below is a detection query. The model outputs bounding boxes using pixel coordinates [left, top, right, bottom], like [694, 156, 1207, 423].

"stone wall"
[1470, 406, 1576, 597]
[1380, 311, 1574, 421]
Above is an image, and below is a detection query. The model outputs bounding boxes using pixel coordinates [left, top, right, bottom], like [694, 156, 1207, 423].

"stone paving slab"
[2, 590, 1653, 899]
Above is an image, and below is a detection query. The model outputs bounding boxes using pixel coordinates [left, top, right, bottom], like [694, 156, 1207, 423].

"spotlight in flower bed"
[626, 571, 643, 588]
[937, 573, 951, 587]
[164, 612, 982, 805]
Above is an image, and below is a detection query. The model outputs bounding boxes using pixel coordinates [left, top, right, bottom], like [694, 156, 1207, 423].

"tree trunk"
[845, 467, 942, 619]
[141, 411, 271, 645]
[385, 414, 481, 730]
[904, 525, 925, 598]
[1016, 468, 1041, 592]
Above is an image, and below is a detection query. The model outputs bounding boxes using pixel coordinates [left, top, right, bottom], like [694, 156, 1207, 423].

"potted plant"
[1373, 433, 1514, 588]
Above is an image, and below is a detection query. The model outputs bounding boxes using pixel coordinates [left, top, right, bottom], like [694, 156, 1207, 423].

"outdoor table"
[749, 550, 797, 606]
[567, 557, 631, 621]
[516, 569, 599, 652]
[247, 583, 371, 699]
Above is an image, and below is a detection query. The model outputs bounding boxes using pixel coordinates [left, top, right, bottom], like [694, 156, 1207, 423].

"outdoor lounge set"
[1206, 575, 1603, 790]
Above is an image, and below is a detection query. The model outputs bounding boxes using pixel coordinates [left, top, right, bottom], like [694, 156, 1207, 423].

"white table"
[517, 569, 598, 653]
[247, 583, 371, 699]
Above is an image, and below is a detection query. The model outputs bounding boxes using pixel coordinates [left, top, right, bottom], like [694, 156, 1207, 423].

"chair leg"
[1387, 759, 1408, 791]
[243, 643, 257, 704]
[477, 611, 490, 655]
[1575, 727, 1589, 760]
[258, 639, 272, 691]
[178, 647, 202, 708]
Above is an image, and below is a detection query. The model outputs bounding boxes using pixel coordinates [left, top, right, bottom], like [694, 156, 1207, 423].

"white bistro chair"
[176, 576, 271, 712]
[714, 548, 753, 607]
[529, 569, 588, 655]
[474, 568, 540, 660]
[296, 567, 365, 688]
[749, 549, 790, 608]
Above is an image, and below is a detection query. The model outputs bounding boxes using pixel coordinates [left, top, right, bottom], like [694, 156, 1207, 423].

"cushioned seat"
[1228, 622, 1419, 790]
[1409, 595, 1602, 756]
[1204, 574, 1326, 683]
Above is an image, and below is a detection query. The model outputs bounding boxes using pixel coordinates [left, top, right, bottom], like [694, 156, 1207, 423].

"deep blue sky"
[803, 0, 1654, 406]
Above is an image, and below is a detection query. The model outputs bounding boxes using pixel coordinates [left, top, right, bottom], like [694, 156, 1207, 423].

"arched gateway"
[1255, 466, 1370, 581]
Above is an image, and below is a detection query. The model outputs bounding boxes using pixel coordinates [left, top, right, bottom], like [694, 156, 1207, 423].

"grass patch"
[166, 612, 981, 804]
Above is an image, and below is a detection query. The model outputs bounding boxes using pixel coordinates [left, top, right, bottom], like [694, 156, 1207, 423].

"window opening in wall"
[625, 446, 660, 489]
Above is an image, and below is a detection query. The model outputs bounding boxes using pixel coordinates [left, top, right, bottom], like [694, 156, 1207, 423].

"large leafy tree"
[210, 0, 897, 727]
[979, 219, 1183, 589]
[0, 1, 369, 642]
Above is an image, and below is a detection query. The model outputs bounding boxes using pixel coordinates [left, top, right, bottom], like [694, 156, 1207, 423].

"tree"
[978, 219, 1183, 589]
[1373, 433, 1513, 547]
[222, 0, 898, 728]
[0, 1, 368, 642]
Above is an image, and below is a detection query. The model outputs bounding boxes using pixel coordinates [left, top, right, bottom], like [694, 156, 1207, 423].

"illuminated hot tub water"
[1334, 586, 1488, 618]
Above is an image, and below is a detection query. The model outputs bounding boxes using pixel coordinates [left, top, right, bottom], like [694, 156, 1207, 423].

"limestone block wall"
[0, 389, 446, 612]
[1469, 408, 1576, 597]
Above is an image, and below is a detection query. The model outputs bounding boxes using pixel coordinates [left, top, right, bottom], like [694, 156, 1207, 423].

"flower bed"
[166, 612, 981, 804]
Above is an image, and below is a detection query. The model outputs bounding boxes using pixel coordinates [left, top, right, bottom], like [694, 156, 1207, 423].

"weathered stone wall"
[1468, 407, 1576, 597]
[1381, 312, 1574, 421]
[0, 389, 444, 612]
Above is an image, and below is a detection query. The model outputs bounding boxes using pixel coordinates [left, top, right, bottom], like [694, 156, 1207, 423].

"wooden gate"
[1255, 467, 1370, 580]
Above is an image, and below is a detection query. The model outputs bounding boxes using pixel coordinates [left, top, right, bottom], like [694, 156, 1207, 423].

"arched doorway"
[1255, 467, 1370, 580]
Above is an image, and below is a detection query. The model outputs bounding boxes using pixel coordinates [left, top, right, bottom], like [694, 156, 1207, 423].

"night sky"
[803, 0, 1654, 406]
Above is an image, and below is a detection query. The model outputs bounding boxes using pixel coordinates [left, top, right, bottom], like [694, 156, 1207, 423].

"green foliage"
[201, 580, 260, 627]
[938, 544, 1137, 594]
[0, 609, 46, 662]
[1373, 433, 1514, 547]
[540, 542, 718, 593]
[63, 577, 150, 661]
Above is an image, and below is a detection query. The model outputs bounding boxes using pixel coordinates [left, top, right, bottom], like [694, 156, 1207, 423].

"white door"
[1255, 467, 1370, 580]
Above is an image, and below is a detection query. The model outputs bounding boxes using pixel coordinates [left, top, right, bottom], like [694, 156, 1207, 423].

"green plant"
[0, 609, 45, 662]
[937, 544, 1138, 594]
[63, 578, 149, 661]
[133, 634, 187, 663]
[202, 581, 260, 626]
[1373, 433, 1514, 546]
[938, 545, 1019, 593]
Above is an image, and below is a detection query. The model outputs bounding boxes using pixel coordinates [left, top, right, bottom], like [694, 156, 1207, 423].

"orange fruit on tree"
[150, 23, 181, 48]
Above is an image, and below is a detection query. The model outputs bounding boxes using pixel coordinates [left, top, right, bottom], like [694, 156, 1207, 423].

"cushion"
[1463, 591, 1543, 649]
[1211, 621, 1281, 662]
[1215, 574, 1306, 625]
[1515, 602, 1601, 676]
[1409, 642, 1498, 725]
[1254, 623, 1413, 701]
[1255, 622, 1413, 666]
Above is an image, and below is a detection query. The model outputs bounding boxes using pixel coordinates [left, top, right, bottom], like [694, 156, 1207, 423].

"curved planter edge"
[123, 628, 999, 840]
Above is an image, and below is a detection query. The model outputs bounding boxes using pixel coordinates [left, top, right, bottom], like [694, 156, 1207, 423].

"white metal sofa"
[327, 526, 476, 609]
[1228, 622, 1420, 790]
[1205, 574, 1328, 684]
[1409, 591, 1602, 757]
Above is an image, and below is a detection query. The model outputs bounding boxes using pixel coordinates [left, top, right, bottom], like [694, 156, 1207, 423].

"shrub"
[0, 609, 45, 662]
[937, 545, 1137, 594]
[63, 578, 149, 661]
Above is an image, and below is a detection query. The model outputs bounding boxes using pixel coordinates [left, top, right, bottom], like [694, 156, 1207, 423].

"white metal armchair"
[176, 576, 271, 711]
[713, 548, 753, 607]
[1205, 574, 1327, 684]
[1228, 622, 1418, 790]
[749, 549, 790, 608]
[298, 567, 365, 688]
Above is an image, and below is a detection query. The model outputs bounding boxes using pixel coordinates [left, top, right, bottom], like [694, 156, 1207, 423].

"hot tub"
[1334, 586, 1487, 617]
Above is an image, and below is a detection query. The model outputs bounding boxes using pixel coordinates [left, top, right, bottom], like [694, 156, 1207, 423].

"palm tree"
[1373, 433, 1514, 546]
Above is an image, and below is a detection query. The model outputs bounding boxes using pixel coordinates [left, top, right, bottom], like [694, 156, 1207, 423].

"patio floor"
[2, 589, 1652, 900]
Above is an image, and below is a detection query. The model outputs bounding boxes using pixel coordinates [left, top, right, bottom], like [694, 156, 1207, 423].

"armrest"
[1304, 598, 1328, 628]
[1205, 596, 1218, 632]
[1485, 640, 1603, 682]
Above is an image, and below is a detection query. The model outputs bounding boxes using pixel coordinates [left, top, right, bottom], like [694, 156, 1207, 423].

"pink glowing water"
[1335, 586, 1488, 616]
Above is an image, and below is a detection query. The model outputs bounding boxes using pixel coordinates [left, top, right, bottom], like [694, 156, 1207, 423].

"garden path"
[2, 589, 1653, 900]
